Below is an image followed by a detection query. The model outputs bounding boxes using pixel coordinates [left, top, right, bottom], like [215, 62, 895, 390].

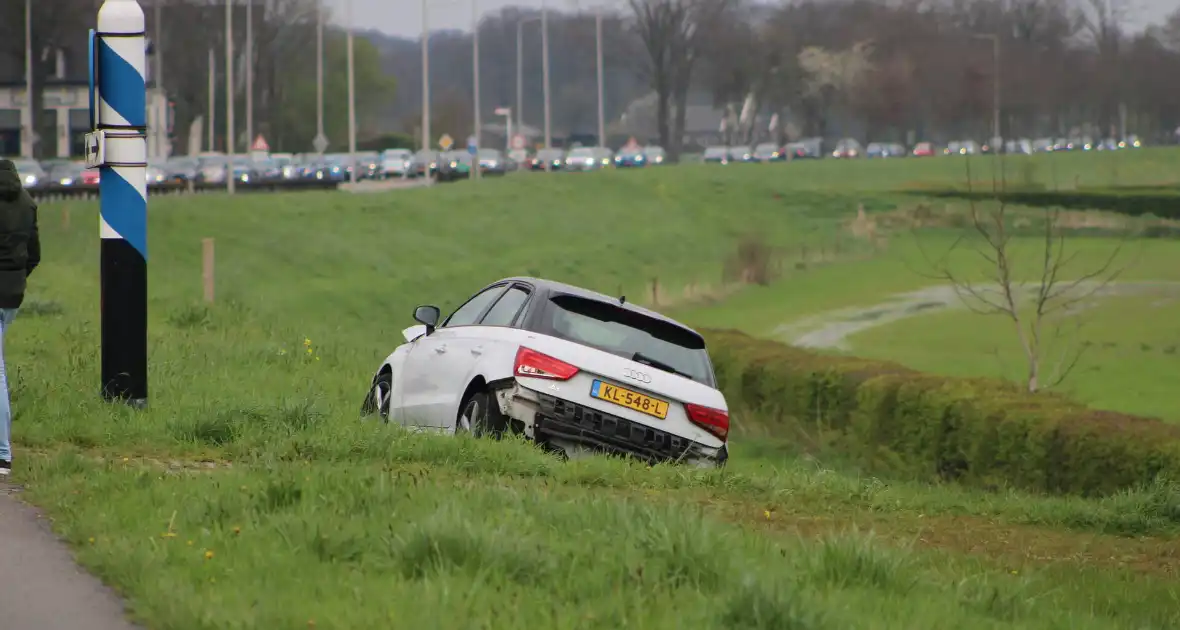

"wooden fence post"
[202, 238, 215, 303]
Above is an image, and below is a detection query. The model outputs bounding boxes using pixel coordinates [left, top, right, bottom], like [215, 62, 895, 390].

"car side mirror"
[413, 305, 441, 334]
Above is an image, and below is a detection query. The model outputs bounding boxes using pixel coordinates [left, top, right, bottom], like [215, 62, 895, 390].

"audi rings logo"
[622, 368, 652, 384]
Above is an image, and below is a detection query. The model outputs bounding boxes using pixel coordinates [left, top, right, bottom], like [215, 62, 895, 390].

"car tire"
[456, 389, 507, 439]
[361, 370, 392, 422]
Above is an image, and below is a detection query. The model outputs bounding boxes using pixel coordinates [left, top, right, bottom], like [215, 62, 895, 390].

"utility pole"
[23, 0, 33, 158]
[225, 0, 235, 193]
[347, 0, 357, 184]
[541, 0, 551, 172]
[245, 0, 253, 151]
[207, 47, 215, 152]
[315, 1, 325, 154]
[472, 0, 481, 182]
[596, 9, 605, 148]
[421, 0, 431, 161]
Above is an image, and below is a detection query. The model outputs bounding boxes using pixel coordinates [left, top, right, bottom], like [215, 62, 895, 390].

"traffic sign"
[250, 134, 270, 152]
[467, 135, 478, 155]
[511, 134, 526, 150]
[494, 107, 511, 117]
[312, 133, 329, 153]
[439, 133, 454, 150]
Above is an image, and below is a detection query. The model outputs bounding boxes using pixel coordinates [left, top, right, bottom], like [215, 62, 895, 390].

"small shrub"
[723, 232, 778, 286]
[19, 299, 65, 318]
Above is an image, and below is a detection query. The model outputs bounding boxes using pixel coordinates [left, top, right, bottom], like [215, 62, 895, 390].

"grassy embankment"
[674, 146, 1180, 420]
[7, 151, 1180, 628]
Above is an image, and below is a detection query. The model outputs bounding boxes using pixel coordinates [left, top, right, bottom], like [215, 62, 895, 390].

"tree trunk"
[655, 73, 671, 150]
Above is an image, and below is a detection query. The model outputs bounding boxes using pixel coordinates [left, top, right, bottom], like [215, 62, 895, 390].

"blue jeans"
[0, 307, 18, 463]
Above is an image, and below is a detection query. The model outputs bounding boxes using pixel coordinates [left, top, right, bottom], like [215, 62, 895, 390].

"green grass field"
[9, 148, 1180, 628]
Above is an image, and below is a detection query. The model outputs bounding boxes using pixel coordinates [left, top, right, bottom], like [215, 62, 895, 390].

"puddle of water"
[774, 281, 1180, 351]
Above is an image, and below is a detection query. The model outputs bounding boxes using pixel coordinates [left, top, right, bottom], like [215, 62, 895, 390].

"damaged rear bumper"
[493, 381, 726, 468]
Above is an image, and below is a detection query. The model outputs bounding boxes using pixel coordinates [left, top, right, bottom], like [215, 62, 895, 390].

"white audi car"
[361, 277, 730, 467]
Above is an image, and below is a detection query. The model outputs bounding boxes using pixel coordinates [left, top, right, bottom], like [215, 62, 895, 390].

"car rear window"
[539, 294, 715, 386]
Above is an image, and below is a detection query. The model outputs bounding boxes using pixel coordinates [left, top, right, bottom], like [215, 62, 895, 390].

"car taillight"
[685, 403, 729, 441]
[514, 347, 579, 381]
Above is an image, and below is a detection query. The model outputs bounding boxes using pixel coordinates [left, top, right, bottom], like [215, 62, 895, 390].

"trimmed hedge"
[703, 329, 1180, 497]
[912, 188, 1180, 219]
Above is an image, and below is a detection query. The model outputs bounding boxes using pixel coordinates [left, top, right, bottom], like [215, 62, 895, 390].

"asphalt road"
[0, 483, 140, 630]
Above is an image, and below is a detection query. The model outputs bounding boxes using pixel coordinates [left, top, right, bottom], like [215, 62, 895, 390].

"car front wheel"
[361, 370, 392, 421]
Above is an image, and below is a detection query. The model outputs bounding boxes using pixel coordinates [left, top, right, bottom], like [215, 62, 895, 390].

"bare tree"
[914, 159, 1130, 393]
[627, 0, 735, 157]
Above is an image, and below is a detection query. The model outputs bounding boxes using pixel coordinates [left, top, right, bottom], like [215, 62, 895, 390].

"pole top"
[98, 0, 145, 33]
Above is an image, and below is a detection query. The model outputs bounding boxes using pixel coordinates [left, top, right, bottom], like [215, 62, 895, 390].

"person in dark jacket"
[0, 159, 40, 477]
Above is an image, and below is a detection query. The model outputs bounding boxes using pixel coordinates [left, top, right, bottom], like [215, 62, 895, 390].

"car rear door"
[436, 282, 536, 429]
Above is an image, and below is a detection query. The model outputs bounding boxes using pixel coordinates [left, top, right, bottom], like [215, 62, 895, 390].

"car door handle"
[471, 346, 483, 356]
[434, 344, 447, 354]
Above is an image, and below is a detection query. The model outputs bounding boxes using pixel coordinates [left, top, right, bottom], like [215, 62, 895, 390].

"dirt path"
[774, 281, 1180, 350]
[0, 483, 141, 630]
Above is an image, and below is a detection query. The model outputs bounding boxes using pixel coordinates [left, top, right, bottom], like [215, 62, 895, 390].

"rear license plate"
[590, 380, 669, 420]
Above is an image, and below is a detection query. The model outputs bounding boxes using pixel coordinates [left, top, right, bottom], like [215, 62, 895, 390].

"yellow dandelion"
[278, 349, 287, 356]
[304, 338, 312, 347]
[88, 537, 95, 544]
[763, 510, 772, 520]
[187, 540, 194, 546]
[204, 550, 214, 560]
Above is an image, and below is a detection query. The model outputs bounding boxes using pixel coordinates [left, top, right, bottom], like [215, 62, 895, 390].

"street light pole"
[541, 0, 551, 172]
[316, 0, 324, 154]
[596, 9, 605, 148]
[155, 0, 164, 158]
[245, 0, 253, 150]
[225, 0, 235, 193]
[207, 47, 215, 152]
[516, 20, 524, 135]
[346, 0, 357, 184]
[23, 0, 33, 158]
[472, 0, 481, 182]
[973, 33, 1000, 146]
[421, 0, 431, 158]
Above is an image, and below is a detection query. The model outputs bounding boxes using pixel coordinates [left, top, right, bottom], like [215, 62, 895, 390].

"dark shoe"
[0, 460, 9, 476]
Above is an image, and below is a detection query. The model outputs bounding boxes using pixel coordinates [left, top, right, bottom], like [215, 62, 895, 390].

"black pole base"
[101, 394, 148, 410]
[100, 238, 148, 404]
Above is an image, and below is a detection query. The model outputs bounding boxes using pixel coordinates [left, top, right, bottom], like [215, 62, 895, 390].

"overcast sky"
[326, 0, 1174, 38]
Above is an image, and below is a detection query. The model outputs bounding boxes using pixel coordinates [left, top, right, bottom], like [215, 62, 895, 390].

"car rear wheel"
[456, 390, 507, 439]
[361, 370, 392, 421]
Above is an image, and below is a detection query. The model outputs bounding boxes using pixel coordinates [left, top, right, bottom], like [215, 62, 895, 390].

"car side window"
[441, 285, 506, 328]
[479, 286, 531, 327]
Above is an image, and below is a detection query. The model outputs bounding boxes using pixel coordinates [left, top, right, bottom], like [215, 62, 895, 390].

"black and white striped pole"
[87, 0, 148, 408]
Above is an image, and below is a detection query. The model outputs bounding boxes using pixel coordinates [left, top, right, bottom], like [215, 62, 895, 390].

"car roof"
[489, 276, 703, 338]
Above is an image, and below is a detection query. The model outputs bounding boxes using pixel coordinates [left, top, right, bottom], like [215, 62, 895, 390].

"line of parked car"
[703, 134, 1145, 164]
